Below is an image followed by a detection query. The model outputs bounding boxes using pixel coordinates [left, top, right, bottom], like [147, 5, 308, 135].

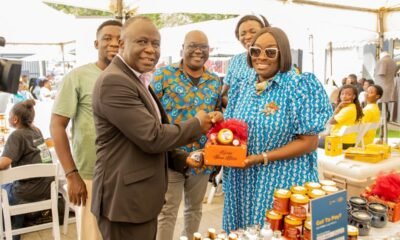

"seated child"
[0, 99, 52, 240]
[328, 84, 364, 149]
[362, 84, 383, 145]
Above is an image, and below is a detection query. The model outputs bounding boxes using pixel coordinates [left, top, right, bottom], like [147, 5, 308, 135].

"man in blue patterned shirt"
[152, 30, 222, 240]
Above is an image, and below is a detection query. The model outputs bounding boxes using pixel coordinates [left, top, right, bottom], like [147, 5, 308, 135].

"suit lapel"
[113, 57, 161, 121]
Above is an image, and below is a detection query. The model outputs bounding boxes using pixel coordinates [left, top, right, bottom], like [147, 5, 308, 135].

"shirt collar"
[117, 54, 151, 88]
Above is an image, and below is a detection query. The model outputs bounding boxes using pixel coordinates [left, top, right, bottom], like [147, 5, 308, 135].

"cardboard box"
[325, 136, 342, 156]
[365, 144, 391, 159]
[204, 143, 247, 167]
[344, 147, 385, 163]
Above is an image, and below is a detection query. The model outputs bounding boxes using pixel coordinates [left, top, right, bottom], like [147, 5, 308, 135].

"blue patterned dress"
[222, 70, 332, 232]
[223, 52, 255, 89]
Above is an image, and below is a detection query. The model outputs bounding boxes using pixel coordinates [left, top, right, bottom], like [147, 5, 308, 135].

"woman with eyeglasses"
[221, 14, 269, 108]
[222, 27, 332, 232]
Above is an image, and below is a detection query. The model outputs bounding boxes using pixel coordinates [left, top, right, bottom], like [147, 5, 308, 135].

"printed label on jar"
[285, 225, 302, 240]
[290, 205, 308, 219]
[273, 197, 290, 214]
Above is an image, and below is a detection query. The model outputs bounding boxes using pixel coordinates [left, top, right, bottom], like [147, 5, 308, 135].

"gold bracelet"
[261, 152, 269, 165]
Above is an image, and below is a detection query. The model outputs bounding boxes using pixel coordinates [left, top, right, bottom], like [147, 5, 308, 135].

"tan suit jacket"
[91, 57, 202, 223]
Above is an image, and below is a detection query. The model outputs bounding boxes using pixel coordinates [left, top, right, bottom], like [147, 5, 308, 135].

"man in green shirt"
[50, 20, 122, 240]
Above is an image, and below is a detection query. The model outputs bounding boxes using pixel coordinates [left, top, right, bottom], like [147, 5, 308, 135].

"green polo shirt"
[52, 63, 101, 179]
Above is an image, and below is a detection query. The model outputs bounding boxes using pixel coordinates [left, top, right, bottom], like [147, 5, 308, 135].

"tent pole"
[376, 8, 385, 60]
[61, 43, 66, 75]
[329, 41, 333, 76]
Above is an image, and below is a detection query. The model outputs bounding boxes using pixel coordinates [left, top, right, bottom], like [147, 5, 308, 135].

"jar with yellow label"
[320, 179, 336, 187]
[273, 189, 291, 215]
[304, 182, 321, 191]
[321, 185, 339, 194]
[308, 189, 326, 199]
[303, 220, 311, 240]
[266, 209, 283, 232]
[290, 194, 309, 220]
[283, 215, 302, 240]
[290, 186, 307, 195]
[348, 225, 359, 240]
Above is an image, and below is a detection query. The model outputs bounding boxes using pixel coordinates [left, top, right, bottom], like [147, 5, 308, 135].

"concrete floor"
[21, 184, 224, 240]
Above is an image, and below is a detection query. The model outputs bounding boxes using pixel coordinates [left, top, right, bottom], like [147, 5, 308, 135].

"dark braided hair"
[11, 99, 36, 128]
[337, 84, 363, 122]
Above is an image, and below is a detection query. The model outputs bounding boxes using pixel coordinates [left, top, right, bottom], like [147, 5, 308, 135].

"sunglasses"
[249, 46, 279, 59]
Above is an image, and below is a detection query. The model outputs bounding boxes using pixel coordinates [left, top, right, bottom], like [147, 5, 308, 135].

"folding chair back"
[0, 163, 61, 240]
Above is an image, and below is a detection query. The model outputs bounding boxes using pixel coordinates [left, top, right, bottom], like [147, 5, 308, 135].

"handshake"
[195, 110, 224, 134]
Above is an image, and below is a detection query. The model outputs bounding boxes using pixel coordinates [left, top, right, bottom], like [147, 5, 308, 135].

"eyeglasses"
[186, 43, 209, 51]
[249, 46, 279, 59]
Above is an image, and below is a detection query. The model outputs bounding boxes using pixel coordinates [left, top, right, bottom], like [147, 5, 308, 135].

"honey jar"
[290, 194, 309, 220]
[284, 215, 302, 240]
[308, 189, 326, 199]
[273, 189, 291, 215]
[303, 220, 311, 240]
[266, 209, 283, 232]
[290, 186, 307, 195]
[304, 182, 321, 191]
[193, 232, 202, 240]
[208, 228, 217, 239]
[319, 179, 336, 187]
[347, 225, 359, 240]
[228, 233, 238, 240]
[321, 185, 339, 194]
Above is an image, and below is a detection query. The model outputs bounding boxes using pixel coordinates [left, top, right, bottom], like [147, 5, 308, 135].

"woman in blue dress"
[223, 27, 332, 232]
[221, 14, 269, 107]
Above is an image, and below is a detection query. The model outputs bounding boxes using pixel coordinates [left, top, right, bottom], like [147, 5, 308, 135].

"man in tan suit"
[91, 16, 220, 240]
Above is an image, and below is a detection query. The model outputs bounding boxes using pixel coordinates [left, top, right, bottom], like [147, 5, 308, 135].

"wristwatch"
[261, 152, 269, 165]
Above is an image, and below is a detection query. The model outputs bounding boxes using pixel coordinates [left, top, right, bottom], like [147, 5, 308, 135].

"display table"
[316, 148, 400, 197]
[360, 221, 400, 239]
[316, 145, 400, 239]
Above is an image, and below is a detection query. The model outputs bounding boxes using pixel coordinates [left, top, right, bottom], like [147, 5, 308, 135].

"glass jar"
[193, 232, 202, 240]
[308, 189, 326, 200]
[304, 182, 321, 192]
[228, 233, 238, 240]
[349, 210, 372, 236]
[367, 202, 388, 228]
[0, 114, 6, 132]
[321, 185, 339, 194]
[290, 194, 309, 220]
[266, 210, 283, 232]
[320, 180, 336, 187]
[303, 220, 312, 240]
[283, 215, 302, 240]
[273, 189, 291, 215]
[290, 186, 307, 195]
[347, 225, 359, 240]
[349, 197, 367, 211]
[208, 228, 217, 239]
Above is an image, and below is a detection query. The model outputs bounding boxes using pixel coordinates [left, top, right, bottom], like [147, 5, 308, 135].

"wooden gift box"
[204, 142, 247, 167]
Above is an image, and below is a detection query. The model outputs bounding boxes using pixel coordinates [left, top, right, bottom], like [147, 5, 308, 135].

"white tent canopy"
[0, 0, 76, 44]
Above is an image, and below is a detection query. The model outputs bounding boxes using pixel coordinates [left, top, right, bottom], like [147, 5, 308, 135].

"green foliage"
[44, 3, 237, 28]
[45, 2, 112, 17]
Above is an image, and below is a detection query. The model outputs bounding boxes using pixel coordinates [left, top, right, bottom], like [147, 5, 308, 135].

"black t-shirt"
[187, 74, 201, 86]
[1, 127, 52, 202]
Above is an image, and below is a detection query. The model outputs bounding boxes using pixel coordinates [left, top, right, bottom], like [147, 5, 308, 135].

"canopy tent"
[0, 0, 77, 74]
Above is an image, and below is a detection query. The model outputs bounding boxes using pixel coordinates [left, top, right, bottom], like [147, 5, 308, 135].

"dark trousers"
[98, 215, 157, 240]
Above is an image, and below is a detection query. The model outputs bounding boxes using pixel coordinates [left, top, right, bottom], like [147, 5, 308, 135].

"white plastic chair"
[0, 164, 61, 240]
[207, 167, 224, 204]
[49, 146, 77, 235]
